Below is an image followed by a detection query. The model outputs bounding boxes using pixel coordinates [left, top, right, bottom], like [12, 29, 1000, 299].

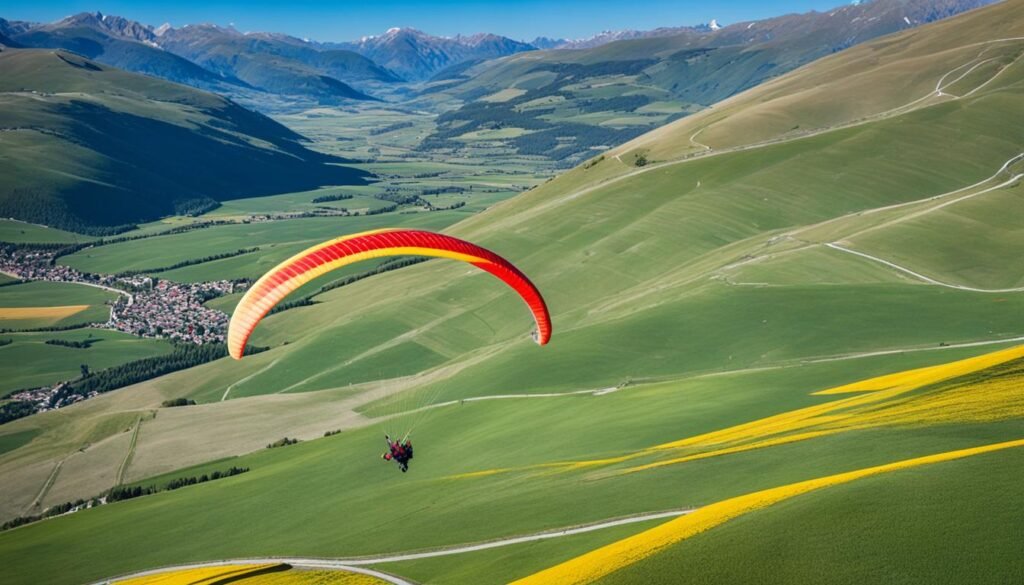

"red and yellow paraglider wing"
[227, 228, 551, 359]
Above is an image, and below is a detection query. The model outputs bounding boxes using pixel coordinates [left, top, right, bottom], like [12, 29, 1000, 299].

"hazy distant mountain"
[156, 24, 398, 99]
[529, 36, 567, 50]
[5, 13, 389, 103]
[329, 27, 536, 80]
[0, 49, 369, 232]
[8, 12, 239, 92]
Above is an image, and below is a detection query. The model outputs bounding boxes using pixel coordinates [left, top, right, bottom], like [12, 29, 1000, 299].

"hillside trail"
[826, 242, 1024, 293]
[92, 508, 695, 585]
[480, 37, 1024, 235]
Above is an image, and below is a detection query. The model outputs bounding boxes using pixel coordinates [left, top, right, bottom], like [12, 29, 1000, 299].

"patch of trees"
[1, 498, 89, 531]
[57, 343, 268, 403]
[362, 204, 399, 216]
[106, 466, 250, 504]
[173, 197, 221, 217]
[44, 338, 98, 349]
[314, 257, 428, 296]
[267, 296, 317, 316]
[267, 437, 300, 449]
[161, 397, 196, 407]
[369, 121, 415, 135]
[0, 400, 35, 425]
[576, 95, 652, 114]
[0, 190, 139, 236]
[374, 192, 424, 205]
[0, 322, 90, 334]
[422, 186, 467, 195]
[635, 154, 649, 167]
[311, 193, 354, 203]
[424, 201, 466, 211]
[118, 247, 259, 276]
[323, 429, 342, 437]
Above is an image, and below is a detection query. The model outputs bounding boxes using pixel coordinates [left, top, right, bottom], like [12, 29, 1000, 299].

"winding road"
[826, 243, 1024, 294]
[94, 508, 694, 585]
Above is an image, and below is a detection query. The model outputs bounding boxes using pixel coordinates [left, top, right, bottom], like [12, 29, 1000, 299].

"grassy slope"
[595, 447, 1024, 585]
[0, 220, 96, 244]
[1, 3, 1023, 583]
[3, 0, 1022, 511]
[847, 181, 1024, 289]
[0, 49, 368, 231]
[0, 329, 171, 396]
[1, 347, 1021, 585]
[0, 280, 116, 329]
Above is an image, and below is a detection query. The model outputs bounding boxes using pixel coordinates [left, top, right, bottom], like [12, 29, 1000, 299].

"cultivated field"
[0, 281, 116, 330]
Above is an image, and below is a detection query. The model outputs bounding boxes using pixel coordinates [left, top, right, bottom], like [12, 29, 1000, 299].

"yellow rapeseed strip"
[242, 569, 389, 584]
[511, 438, 1024, 585]
[453, 344, 1024, 480]
[813, 344, 1024, 395]
[0, 305, 89, 320]
[113, 563, 282, 585]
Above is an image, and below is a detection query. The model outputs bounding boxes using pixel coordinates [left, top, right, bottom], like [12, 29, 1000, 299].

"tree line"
[117, 247, 258, 276]
[310, 193, 354, 203]
[1, 466, 252, 530]
[44, 338, 98, 349]
[107, 466, 250, 503]
[59, 343, 267, 403]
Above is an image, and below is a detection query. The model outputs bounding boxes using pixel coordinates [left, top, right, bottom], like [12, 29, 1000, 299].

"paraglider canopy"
[227, 228, 552, 359]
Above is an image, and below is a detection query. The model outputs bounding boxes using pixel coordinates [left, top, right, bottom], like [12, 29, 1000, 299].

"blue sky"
[3, 0, 851, 42]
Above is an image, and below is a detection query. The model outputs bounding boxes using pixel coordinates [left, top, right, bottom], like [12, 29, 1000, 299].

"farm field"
[0, 281, 117, 330]
[0, 329, 171, 396]
[0, 220, 96, 244]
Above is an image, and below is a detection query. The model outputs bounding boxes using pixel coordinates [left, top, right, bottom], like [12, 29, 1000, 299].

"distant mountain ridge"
[4, 12, 385, 102]
[155, 23, 395, 100]
[419, 0, 997, 163]
[326, 27, 537, 80]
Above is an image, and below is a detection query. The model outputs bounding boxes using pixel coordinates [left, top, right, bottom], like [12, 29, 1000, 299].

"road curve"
[93, 508, 694, 585]
[826, 243, 1024, 293]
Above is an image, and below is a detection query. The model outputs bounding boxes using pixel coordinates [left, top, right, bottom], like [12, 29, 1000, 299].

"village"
[1, 246, 241, 413]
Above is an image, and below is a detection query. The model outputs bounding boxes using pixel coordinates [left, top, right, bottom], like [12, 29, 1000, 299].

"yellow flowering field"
[511, 437, 1024, 585]
[113, 563, 285, 585]
[0, 305, 88, 320]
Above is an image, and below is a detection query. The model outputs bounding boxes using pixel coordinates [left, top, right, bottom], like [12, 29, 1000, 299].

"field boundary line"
[26, 459, 64, 514]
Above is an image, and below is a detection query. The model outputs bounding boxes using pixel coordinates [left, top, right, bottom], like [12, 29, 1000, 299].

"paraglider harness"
[382, 434, 414, 472]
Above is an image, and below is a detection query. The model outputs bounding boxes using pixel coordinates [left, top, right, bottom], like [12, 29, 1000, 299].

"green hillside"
[0, 1, 1022, 584]
[594, 447, 1024, 585]
[0, 49, 369, 233]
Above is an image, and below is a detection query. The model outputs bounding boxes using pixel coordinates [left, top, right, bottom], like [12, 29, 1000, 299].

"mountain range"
[418, 0, 996, 162]
[326, 27, 537, 81]
[0, 13, 542, 97]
